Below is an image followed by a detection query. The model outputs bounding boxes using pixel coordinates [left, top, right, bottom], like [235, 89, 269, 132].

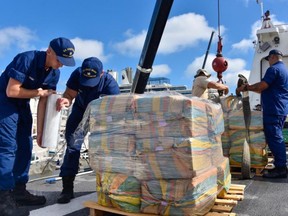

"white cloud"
[232, 39, 253, 52]
[150, 64, 171, 77]
[114, 13, 216, 56]
[0, 26, 36, 56]
[114, 30, 146, 56]
[159, 13, 216, 54]
[71, 37, 108, 62]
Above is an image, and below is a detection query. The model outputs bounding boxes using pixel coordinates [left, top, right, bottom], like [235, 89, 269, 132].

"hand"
[37, 88, 56, 97]
[36, 132, 45, 148]
[56, 97, 70, 112]
[224, 87, 229, 95]
[236, 84, 247, 93]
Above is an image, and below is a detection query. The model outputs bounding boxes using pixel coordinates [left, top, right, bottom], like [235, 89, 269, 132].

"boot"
[0, 190, 30, 216]
[263, 167, 287, 178]
[57, 176, 75, 204]
[13, 184, 46, 206]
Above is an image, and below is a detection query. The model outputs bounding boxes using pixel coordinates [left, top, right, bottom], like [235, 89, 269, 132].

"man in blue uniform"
[0, 37, 75, 216]
[55, 57, 120, 204]
[237, 49, 288, 178]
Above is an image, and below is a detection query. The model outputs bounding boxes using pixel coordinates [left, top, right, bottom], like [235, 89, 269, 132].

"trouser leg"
[0, 112, 18, 191]
[263, 115, 287, 168]
[13, 108, 33, 185]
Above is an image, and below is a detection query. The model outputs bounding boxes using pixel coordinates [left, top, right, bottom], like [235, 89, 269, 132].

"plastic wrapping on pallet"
[140, 167, 218, 215]
[84, 93, 224, 137]
[228, 130, 268, 167]
[96, 172, 141, 213]
[220, 96, 263, 130]
[74, 92, 230, 215]
[219, 95, 268, 168]
[228, 110, 263, 130]
[217, 157, 232, 196]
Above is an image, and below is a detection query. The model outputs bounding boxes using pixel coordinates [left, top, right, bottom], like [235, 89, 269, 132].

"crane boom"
[131, 0, 174, 94]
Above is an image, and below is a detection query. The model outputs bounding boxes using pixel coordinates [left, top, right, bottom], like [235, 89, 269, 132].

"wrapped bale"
[89, 133, 136, 175]
[134, 147, 196, 180]
[87, 93, 224, 137]
[229, 130, 268, 167]
[216, 157, 231, 197]
[221, 130, 231, 157]
[220, 94, 263, 130]
[219, 96, 268, 168]
[140, 167, 218, 216]
[134, 118, 195, 139]
[76, 92, 230, 215]
[228, 110, 263, 130]
[134, 136, 223, 181]
[96, 172, 141, 213]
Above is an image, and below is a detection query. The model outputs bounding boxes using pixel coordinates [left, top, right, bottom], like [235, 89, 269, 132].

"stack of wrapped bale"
[220, 96, 268, 167]
[80, 92, 231, 216]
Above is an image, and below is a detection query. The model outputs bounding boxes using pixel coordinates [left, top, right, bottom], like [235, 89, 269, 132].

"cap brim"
[80, 76, 100, 87]
[264, 56, 269, 61]
[57, 56, 76, 66]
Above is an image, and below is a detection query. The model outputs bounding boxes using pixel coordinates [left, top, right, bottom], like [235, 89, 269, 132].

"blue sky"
[0, 0, 287, 94]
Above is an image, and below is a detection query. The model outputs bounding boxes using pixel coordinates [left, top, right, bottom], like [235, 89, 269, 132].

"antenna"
[202, 31, 214, 69]
[256, 0, 264, 20]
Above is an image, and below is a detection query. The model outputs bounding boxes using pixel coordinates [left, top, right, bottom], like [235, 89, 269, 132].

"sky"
[0, 0, 288, 94]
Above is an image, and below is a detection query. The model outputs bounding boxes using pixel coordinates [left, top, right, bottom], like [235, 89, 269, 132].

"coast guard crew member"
[237, 49, 288, 178]
[0, 37, 75, 216]
[56, 57, 120, 204]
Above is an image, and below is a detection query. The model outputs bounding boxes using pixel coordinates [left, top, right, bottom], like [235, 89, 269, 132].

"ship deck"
[26, 168, 288, 216]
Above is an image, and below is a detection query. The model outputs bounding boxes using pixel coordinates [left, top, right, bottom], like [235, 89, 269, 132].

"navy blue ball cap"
[80, 57, 103, 87]
[264, 49, 283, 61]
[50, 37, 75, 66]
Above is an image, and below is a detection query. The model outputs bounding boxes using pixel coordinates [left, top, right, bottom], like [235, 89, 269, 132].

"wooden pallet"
[230, 165, 264, 177]
[83, 184, 245, 216]
[206, 184, 246, 216]
[230, 157, 274, 177]
[83, 201, 156, 216]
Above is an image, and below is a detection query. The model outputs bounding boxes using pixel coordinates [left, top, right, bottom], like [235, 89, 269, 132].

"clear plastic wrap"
[220, 95, 268, 167]
[74, 92, 231, 215]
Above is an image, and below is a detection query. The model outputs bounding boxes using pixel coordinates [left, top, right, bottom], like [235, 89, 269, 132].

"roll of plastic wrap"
[42, 94, 61, 148]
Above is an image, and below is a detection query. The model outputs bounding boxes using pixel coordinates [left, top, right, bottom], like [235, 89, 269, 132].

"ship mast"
[256, 0, 264, 21]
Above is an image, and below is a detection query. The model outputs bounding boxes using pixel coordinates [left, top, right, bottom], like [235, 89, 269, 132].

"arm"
[237, 81, 268, 94]
[36, 96, 48, 147]
[207, 81, 229, 95]
[6, 78, 55, 98]
[56, 87, 78, 112]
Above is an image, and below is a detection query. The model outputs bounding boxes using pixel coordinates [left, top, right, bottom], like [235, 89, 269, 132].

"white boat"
[248, 10, 288, 110]
[117, 68, 192, 96]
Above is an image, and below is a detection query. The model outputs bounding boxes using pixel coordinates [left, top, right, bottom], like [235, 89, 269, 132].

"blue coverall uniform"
[0, 51, 60, 190]
[60, 68, 120, 177]
[262, 61, 288, 168]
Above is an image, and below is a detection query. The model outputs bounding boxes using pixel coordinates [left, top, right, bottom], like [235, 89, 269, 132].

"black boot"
[57, 176, 75, 204]
[263, 167, 288, 178]
[0, 190, 30, 216]
[13, 184, 46, 206]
